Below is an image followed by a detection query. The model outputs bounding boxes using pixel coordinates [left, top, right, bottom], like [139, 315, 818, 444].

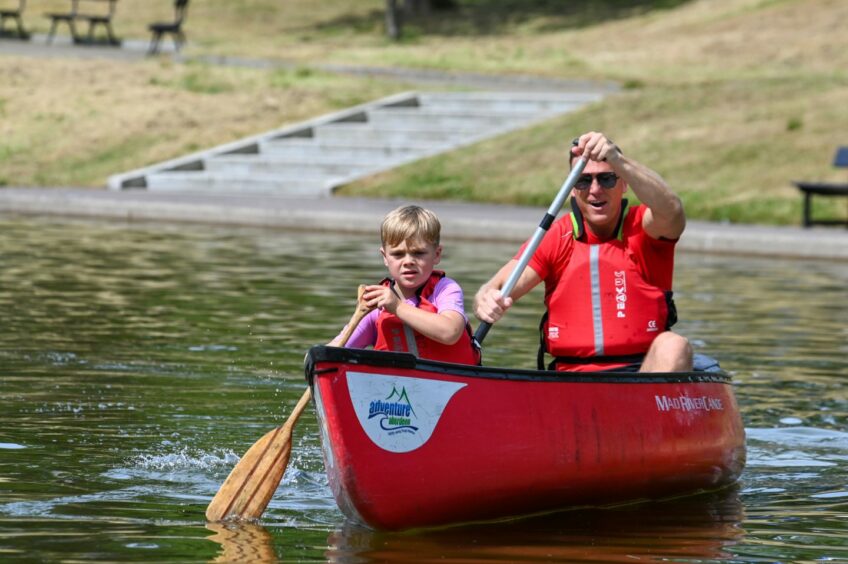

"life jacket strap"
[665, 290, 678, 329]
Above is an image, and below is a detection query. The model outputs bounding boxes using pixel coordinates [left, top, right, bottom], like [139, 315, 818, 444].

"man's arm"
[473, 259, 543, 324]
[616, 153, 685, 240]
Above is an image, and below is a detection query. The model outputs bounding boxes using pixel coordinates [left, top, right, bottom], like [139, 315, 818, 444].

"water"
[0, 216, 846, 562]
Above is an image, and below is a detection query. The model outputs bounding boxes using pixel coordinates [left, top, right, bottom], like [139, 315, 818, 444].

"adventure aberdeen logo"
[346, 371, 466, 453]
[368, 385, 418, 433]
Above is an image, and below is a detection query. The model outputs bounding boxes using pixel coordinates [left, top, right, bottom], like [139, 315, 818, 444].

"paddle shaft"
[473, 157, 588, 347]
[205, 286, 371, 522]
[335, 286, 371, 347]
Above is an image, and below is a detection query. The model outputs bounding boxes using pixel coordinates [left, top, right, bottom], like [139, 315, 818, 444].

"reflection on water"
[0, 216, 846, 562]
[327, 489, 745, 563]
[207, 522, 277, 563]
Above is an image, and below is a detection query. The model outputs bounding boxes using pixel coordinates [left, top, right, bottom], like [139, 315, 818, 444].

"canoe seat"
[693, 353, 721, 372]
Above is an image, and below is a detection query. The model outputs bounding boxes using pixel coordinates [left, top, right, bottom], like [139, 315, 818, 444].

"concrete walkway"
[1, 34, 617, 92]
[0, 188, 845, 260]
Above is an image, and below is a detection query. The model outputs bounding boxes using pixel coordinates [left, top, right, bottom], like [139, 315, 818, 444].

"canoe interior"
[305, 346, 730, 386]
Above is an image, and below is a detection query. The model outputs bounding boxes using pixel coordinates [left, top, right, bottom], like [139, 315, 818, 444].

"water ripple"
[0, 217, 846, 562]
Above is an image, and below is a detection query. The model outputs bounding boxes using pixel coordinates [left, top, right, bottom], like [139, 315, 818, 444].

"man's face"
[572, 159, 626, 238]
[380, 237, 441, 297]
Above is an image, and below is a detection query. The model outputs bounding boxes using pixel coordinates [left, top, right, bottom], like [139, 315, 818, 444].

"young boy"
[329, 205, 480, 365]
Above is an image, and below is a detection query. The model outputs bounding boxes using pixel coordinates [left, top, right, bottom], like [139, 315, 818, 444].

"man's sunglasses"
[574, 172, 619, 190]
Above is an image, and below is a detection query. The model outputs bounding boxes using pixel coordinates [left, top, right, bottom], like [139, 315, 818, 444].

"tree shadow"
[310, 0, 697, 39]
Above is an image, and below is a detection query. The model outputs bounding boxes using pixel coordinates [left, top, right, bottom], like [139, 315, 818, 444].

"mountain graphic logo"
[368, 385, 419, 432]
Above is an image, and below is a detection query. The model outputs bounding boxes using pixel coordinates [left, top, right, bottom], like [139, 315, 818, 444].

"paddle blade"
[206, 388, 312, 522]
[205, 425, 292, 521]
[206, 287, 366, 522]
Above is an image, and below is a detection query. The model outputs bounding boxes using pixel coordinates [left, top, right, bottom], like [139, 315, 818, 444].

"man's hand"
[574, 130, 685, 240]
[473, 286, 514, 325]
[572, 131, 622, 165]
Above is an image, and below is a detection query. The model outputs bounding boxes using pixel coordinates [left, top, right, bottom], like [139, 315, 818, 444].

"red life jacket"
[540, 199, 676, 372]
[374, 271, 481, 365]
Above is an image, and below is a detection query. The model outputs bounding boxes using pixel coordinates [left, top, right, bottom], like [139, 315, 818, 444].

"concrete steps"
[145, 172, 331, 195]
[365, 108, 533, 128]
[108, 90, 605, 197]
[314, 123, 472, 144]
[205, 155, 373, 177]
[259, 140, 427, 161]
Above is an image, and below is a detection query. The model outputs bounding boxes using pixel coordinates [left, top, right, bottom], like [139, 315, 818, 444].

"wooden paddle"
[206, 285, 372, 522]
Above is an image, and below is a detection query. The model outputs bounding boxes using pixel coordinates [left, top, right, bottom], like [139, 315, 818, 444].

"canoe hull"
[306, 346, 746, 531]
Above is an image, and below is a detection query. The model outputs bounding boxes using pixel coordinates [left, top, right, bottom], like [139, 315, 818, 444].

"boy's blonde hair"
[381, 205, 441, 247]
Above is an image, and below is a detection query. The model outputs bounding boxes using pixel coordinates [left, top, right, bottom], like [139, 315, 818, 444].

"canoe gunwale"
[305, 345, 732, 386]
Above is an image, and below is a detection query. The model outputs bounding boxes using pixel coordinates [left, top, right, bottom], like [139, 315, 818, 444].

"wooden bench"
[794, 147, 848, 228]
[45, 0, 120, 46]
[0, 0, 29, 39]
[147, 0, 189, 55]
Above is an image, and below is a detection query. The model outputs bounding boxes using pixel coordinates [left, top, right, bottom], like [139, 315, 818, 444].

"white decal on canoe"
[655, 395, 724, 412]
[347, 371, 466, 453]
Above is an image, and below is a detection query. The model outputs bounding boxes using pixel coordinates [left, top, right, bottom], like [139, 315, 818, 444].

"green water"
[0, 216, 846, 562]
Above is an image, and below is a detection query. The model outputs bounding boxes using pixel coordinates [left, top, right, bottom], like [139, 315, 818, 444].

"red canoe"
[305, 346, 746, 531]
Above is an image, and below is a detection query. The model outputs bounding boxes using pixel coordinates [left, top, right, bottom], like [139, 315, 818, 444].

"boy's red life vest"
[374, 271, 481, 365]
[541, 200, 676, 372]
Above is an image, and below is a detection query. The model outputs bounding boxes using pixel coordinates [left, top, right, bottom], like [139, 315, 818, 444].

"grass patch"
[340, 73, 848, 225]
[4, 0, 848, 226]
[0, 56, 404, 188]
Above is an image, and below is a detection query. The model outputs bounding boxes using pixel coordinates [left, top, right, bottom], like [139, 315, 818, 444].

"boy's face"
[380, 237, 442, 296]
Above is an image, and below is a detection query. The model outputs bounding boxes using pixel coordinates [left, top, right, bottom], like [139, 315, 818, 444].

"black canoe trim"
[304, 346, 732, 387]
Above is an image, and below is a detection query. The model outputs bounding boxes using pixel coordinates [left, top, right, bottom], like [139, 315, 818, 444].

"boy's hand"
[363, 284, 402, 314]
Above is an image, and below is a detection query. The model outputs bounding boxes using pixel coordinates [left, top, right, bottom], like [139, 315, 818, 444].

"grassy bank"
[2, 0, 846, 225]
[0, 57, 405, 188]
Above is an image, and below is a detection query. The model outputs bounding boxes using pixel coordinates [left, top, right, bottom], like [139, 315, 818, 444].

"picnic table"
[45, 0, 120, 46]
[0, 0, 30, 39]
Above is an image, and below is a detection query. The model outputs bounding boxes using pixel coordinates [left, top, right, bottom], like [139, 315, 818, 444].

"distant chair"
[793, 146, 848, 228]
[78, 0, 120, 46]
[44, 0, 79, 45]
[147, 0, 188, 56]
[1, 0, 30, 40]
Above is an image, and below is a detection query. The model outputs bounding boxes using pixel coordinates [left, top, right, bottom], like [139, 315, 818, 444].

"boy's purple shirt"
[338, 277, 467, 349]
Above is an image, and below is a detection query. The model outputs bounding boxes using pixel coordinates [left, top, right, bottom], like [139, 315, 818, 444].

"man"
[474, 131, 693, 372]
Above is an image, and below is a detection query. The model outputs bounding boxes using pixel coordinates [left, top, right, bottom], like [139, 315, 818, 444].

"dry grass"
[2, 0, 847, 224]
[332, 0, 848, 224]
[0, 56, 404, 187]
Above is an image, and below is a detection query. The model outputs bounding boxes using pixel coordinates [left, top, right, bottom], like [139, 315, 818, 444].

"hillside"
[1, 0, 846, 224]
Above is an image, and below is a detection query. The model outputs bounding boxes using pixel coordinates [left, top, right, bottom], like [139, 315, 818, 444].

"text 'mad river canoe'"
[304, 346, 746, 531]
